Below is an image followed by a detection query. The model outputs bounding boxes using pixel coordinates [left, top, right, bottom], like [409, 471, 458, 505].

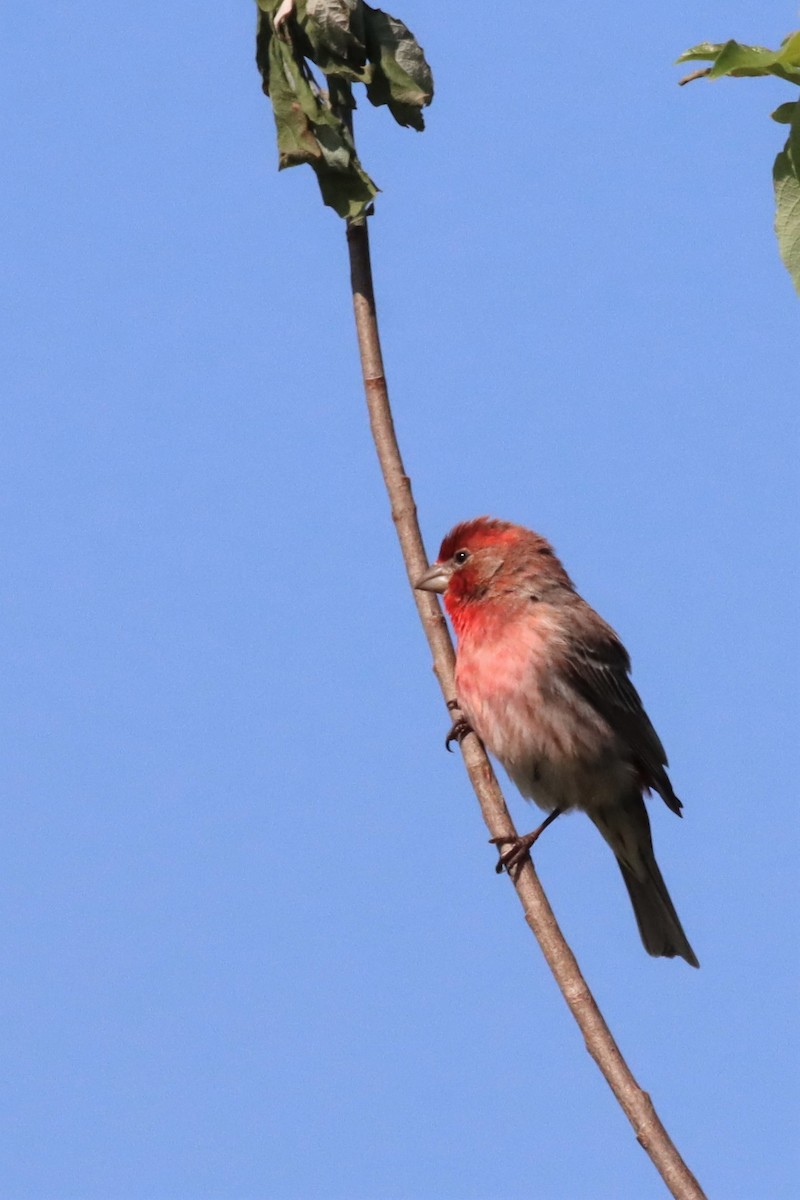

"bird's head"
[415, 517, 573, 632]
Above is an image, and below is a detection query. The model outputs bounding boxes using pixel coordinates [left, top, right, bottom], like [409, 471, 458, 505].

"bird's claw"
[445, 718, 472, 752]
[490, 808, 564, 877]
[490, 833, 537, 876]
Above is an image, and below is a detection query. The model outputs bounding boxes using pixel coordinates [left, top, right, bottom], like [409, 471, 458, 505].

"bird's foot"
[445, 718, 473, 752]
[490, 807, 564, 876]
[444, 701, 472, 751]
[490, 831, 540, 876]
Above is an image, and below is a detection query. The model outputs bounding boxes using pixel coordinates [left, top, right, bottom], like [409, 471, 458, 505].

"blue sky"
[1, 3, 798, 1197]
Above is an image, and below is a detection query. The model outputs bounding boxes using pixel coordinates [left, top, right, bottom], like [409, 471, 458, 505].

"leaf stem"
[346, 215, 707, 1200]
[678, 67, 712, 86]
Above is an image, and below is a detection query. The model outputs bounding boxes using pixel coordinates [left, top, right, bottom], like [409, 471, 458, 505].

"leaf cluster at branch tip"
[773, 103, 800, 295]
[677, 33, 800, 84]
[677, 31, 800, 295]
[255, 0, 433, 220]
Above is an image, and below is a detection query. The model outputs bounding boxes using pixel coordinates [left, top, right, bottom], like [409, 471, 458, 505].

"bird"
[416, 516, 699, 967]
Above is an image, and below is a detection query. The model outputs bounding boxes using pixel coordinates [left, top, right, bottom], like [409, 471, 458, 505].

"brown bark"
[346, 216, 706, 1200]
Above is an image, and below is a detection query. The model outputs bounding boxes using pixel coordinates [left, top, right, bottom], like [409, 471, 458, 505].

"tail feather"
[590, 795, 699, 968]
[617, 854, 699, 967]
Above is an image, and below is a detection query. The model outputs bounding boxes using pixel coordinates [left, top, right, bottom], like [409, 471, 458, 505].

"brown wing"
[564, 627, 682, 816]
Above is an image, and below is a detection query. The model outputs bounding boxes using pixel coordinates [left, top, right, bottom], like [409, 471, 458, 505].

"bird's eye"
[453, 549, 470, 565]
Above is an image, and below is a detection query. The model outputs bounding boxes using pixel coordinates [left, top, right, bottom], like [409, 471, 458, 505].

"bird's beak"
[415, 562, 452, 594]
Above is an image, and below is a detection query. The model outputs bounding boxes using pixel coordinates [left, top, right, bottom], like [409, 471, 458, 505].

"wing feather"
[564, 625, 682, 816]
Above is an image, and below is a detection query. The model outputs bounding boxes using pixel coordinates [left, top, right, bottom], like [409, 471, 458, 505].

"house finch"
[416, 517, 698, 967]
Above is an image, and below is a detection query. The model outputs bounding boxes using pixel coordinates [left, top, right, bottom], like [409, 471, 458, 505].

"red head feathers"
[417, 517, 574, 634]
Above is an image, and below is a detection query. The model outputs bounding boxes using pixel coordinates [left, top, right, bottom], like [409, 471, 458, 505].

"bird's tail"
[590, 795, 699, 968]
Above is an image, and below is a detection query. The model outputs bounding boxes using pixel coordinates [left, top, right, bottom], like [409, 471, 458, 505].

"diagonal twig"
[346, 216, 707, 1200]
[678, 66, 713, 86]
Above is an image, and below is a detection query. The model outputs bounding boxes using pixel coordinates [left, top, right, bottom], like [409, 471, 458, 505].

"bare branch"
[346, 217, 707, 1200]
[678, 67, 712, 86]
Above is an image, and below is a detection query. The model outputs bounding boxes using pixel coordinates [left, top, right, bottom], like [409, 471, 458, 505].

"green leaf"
[363, 5, 433, 130]
[772, 102, 798, 124]
[299, 0, 369, 82]
[304, 0, 362, 54]
[256, 10, 378, 220]
[676, 35, 800, 83]
[677, 31, 800, 291]
[709, 40, 788, 79]
[677, 39, 775, 69]
[676, 42, 728, 66]
[255, 1, 433, 215]
[777, 31, 800, 68]
[773, 104, 800, 294]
